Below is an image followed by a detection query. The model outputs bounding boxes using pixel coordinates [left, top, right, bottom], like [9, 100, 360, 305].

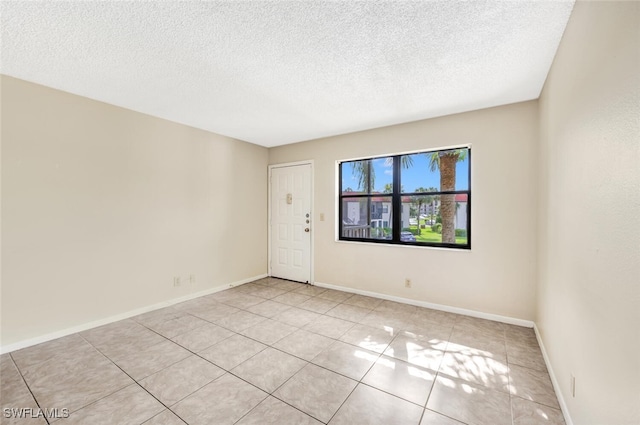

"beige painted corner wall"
[1, 76, 268, 347]
[270, 101, 539, 321]
[537, 1, 640, 424]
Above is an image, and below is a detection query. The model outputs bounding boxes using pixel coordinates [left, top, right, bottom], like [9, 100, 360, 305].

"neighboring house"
[455, 193, 468, 231]
[419, 202, 437, 216]
[370, 197, 411, 230]
[344, 192, 467, 231]
[342, 193, 410, 232]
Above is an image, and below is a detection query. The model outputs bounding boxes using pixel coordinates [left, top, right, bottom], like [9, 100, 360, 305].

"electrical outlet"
[173, 277, 181, 287]
[571, 374, 576, 398]
[189, 274, 196, 284]
[405, 278, 412, 288]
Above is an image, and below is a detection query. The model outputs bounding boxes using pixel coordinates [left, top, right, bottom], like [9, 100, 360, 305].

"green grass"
[409, 221, 467, 245]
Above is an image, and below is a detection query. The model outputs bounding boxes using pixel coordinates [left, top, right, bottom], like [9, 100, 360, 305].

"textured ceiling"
[1, 1, 574, 147]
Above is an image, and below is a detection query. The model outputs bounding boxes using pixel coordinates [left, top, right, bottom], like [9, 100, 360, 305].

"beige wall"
[538, 1, 640, 424]
[270, 100, 539, 321]
[1, 76, 269, 347]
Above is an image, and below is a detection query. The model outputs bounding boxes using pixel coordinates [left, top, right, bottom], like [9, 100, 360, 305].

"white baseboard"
[0, 273, 267, 354]
[313, 281, 534, 328]
[534, 323, 574, 425]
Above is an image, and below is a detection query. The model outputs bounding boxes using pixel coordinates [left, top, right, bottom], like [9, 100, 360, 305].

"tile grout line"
[421, 316, 457, 418]
[257, 286, 459, 421]
[8, 352, 52, 425]
[233, 362, 326, 424]
[79, 332, 192, 424]
[314, 328, 386, 424]
[504, 334, 566, 413]
[131, 316, 285, 412]
[504, 328, 516, 425]
[243, 297, 382, 423]
[77, 317, 253, 422]
[134, 307, 332, 422]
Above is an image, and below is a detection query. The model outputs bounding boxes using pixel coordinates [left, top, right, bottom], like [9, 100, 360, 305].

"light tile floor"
[1, 278, 565, 425]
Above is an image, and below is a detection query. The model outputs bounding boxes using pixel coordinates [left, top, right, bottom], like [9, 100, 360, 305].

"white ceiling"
[1, 1, 574, 147]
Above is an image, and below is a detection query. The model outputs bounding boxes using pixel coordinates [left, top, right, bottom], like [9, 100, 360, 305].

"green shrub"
[455, 229, 467, 237]
[431, 223, 442, 234]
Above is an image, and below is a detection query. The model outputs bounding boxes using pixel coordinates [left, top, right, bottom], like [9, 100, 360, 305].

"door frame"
[268, 160, 315, 284]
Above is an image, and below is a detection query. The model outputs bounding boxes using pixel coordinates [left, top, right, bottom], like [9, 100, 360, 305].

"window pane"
[400, 148, 469, 193]
[341, 160, 368, 193]
[341, 196, 392, 240]
[341, 157, 394, 194]
[342, 197, 367, 226]
[401, 194, 468, 245]
[370, 195, 392, 239]
[370, 157, 393, 193]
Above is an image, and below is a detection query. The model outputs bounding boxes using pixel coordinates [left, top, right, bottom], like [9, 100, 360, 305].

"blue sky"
[342, 152, 469, 193]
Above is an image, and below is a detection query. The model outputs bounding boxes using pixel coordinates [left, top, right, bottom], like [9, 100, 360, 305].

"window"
[339, 147, 470, 249]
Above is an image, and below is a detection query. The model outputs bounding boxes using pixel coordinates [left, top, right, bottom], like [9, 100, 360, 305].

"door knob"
[305, 228, 310, 232]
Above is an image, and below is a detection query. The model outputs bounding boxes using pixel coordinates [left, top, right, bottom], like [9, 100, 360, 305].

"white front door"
[269, 163, 312, 283]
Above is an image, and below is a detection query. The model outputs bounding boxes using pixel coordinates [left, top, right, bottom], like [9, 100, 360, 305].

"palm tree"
[350, 156, 414, 192]
[428, 150, 468, 243]
[410, 187, 428, 235]
[425, 186, 438, 224]
[350, 161, 370, 192]
[383, 183, 404, 194]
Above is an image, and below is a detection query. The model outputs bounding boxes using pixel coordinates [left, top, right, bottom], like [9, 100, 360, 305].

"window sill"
[334, 238, 472, 252]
